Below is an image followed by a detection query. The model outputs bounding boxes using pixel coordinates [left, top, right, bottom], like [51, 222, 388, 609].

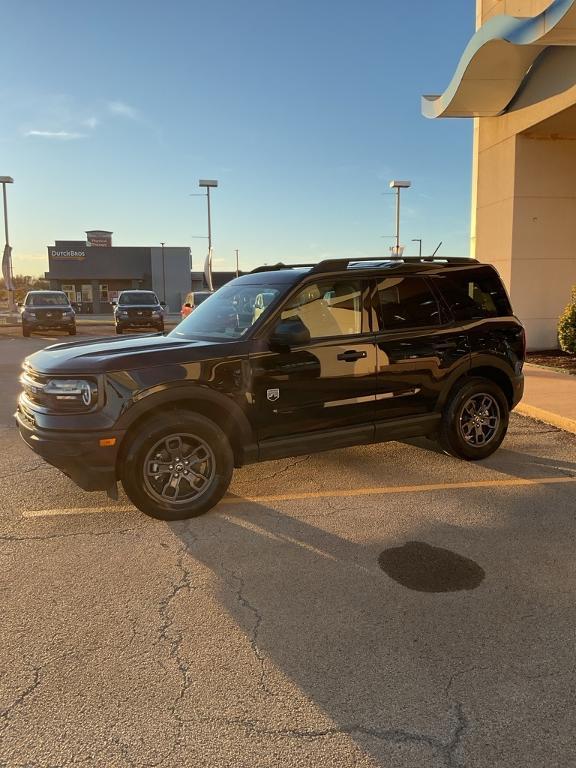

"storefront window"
[81, 284, 93, 303]
[99, 284, 109, 302]
[61, 284, 75, 303]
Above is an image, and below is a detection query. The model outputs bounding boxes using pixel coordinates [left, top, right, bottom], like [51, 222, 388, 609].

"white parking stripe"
[23, 505, 134, 518]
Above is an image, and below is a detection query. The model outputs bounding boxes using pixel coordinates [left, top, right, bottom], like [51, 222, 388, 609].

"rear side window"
[376, 276, 441, 331]
[437, 267, 512, 321]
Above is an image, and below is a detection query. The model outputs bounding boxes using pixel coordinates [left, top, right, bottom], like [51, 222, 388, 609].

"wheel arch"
[439, 364, 514, 411]
[115, 385, 257, 472]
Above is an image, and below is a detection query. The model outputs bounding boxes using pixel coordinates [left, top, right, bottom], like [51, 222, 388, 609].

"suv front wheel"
[438, 378, 509, 461]
[120, 410, 234, 520]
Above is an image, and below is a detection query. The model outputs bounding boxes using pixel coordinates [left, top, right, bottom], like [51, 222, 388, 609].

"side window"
[376, 276, 441, 331]
[438, 267, 512, 321]
[280, 280, 365, 339]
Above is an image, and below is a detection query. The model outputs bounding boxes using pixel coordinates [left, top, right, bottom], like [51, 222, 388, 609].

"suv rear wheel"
[438, 377, 509, 460]
[120, 410, 234, 520]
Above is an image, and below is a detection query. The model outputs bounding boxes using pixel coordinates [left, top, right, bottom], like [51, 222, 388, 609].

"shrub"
[558, 285, 576, 354]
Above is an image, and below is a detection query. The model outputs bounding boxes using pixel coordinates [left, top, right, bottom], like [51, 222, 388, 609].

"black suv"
[16, 258, 525, 520]
[113, 290, 166, 334]
[20, 291, 77, 337]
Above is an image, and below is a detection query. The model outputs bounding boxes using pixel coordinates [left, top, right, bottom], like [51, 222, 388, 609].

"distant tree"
[558, 285, 576, 354]
[0, 275, 49, 306]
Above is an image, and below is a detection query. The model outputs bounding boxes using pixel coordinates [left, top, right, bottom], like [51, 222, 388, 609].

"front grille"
[20, 366, 51, 407]
[36, 309, 64, 321]
[127, 308, 152, 319]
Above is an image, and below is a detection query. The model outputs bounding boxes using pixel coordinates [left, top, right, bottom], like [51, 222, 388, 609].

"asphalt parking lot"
[1, 329, 576, 768]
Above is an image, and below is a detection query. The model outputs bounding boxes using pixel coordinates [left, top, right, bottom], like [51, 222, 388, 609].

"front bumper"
[23, 317, 75, 329]
[15, 406, 125, 492]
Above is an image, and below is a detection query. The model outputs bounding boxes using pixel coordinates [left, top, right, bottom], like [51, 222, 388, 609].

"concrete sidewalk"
[517, 363, 576, 435]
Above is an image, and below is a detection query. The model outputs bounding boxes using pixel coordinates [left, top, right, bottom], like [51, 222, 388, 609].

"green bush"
[558, 285, 576, 354]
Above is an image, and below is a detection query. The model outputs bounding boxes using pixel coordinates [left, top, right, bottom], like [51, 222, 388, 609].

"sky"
[1, 0, 475, 276]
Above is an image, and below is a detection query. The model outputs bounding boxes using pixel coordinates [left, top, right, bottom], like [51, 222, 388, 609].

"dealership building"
[45, 231, 191, 313]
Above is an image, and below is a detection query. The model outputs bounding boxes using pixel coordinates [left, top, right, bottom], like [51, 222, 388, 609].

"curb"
[516, 403, 576, 436]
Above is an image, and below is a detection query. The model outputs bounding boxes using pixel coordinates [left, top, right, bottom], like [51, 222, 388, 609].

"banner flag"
[2, 244, 14, 291]
[203, 247, 214, 291]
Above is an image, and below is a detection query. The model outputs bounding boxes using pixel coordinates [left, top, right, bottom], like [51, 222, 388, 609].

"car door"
[249, 277, 378, 447]
[371, 274, 470, 430]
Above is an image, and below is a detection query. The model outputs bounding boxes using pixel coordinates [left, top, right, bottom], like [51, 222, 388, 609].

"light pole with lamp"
[389, 180, 411, 256]
[198, 179, 218, 290]
[1, 176, 15, 312]
[412, 238, 422, 258]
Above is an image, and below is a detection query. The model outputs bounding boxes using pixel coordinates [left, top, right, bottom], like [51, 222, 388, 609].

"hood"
[115, 303, 162, 310]
[25, 333, 237, 375]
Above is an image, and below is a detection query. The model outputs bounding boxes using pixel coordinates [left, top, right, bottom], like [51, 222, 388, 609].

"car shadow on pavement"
[168, 479, 576, 767]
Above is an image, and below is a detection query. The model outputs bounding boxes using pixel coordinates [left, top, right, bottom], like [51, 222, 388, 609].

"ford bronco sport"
[16, 257, 525, 520]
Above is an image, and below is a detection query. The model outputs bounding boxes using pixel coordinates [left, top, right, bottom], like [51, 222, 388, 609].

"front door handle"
[337, 350, 367, 362]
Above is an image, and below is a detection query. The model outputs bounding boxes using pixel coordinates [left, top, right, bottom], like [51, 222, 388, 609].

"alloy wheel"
[143, 433, 216, 505]
[459, 393, 501, 447]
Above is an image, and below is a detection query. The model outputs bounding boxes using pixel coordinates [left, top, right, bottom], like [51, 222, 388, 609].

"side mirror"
[111, 300, 117, 306]
[17, 302, 23, 308]
[270, 318, 311, 349]
[184, 302, 192, 308]
[160, 301, 167, 307]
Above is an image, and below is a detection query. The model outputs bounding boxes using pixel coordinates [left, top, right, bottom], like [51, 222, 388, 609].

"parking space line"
[22, 475, 576, 518]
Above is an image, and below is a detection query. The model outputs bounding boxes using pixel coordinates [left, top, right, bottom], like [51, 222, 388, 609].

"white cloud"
[108, 100, 139, 120]
[24, 130, 85, 140]
[82, 116, 99, 129]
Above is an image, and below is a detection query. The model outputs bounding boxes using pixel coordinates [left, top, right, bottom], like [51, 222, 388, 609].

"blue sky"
[2, 0, 475, 275]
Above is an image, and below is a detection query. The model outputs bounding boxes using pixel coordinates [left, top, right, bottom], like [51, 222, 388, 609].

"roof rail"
[250, 262, 317, 274]
[250, 256, 480, 275]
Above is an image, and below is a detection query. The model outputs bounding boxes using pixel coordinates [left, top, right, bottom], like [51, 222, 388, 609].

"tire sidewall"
[120, 411, 234, 520]
[441, 378, 509, 460]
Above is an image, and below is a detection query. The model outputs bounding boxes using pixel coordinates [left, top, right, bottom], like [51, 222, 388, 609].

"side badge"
[267, 388, 280, 402]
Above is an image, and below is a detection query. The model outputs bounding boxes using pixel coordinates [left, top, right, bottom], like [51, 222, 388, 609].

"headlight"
[43, 379, 97, 408]
[118, 310, 128, 317]
[23, 311, 36, 318]
[152, 310, 161, 317]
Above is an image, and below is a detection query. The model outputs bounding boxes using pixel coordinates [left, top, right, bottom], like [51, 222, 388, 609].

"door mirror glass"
[184, 302, 192, 308]
[160, 301, 167, 307]
[270, 317, 311, 348]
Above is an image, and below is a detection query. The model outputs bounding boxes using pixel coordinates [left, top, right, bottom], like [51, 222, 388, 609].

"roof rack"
[311, 256, 479, 273]
[250, 256, 479, 275]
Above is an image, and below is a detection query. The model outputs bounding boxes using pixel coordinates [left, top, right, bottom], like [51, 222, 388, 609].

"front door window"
[280, 279, 366, 339]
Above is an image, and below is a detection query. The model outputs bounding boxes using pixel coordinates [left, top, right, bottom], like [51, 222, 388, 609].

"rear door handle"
[337, 350, 367, 362]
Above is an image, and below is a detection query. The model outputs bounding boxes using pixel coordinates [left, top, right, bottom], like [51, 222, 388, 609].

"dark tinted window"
[118, 292, 159, 306]
[437, 267, 512, 320]
[376, 277, 441, 330]
[26, 292, 69, 307]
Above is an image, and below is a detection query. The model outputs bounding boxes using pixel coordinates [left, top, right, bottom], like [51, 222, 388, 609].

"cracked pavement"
[1, 332, 576, 766]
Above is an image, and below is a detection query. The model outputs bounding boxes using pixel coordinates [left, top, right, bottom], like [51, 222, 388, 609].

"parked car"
[181, 290, 213, 319]
[19, 291, 76, 337]
[16, 257, 525, 521]
[112, 290, 166, 334]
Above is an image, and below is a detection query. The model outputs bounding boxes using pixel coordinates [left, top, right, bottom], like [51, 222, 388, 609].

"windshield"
[171, 284, 283, 340]
[26, 293, 69, 307]
[118, 292, 159, 306]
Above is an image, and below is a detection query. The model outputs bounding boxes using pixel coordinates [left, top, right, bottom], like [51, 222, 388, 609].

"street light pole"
[412, 238, 422, 258]
[1, 176, 14, 312]
[160, 242, 166, 303]
[235, 249, 239, 278]
[389, 180, 411, 256]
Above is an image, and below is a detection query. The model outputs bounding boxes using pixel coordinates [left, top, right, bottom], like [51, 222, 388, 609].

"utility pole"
[199, 180, 218, 291]
[160, 242, 166, 302]
[412, 238, 422, 258]
[389, 180, 411, 256]
[235, 249, 239, 278]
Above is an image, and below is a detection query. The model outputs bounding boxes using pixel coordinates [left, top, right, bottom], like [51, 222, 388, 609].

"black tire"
[438, 377, 509, 461]
[120, 410, 234, 520]
[69, 325, 77, 336]
[22, 325, 31, 338]
[115, 325, 123, 335]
